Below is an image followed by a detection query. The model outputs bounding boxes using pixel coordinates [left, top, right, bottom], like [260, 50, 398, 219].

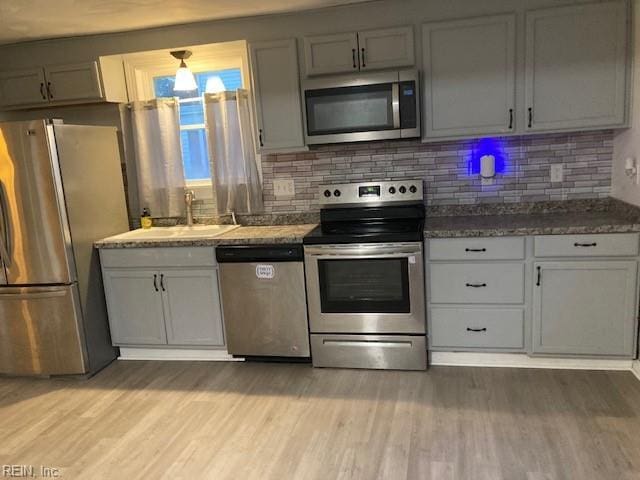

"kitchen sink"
[109, 225, 240, 241]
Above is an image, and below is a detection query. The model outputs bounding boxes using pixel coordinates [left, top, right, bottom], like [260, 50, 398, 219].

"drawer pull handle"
[536, 266, 541, 287]
[465, 283, 487, 288]
[574, 242, 597, 247]
[466, 327, 487, 332]
[465, 248, 486, 252]
[153, 274, 159, 292]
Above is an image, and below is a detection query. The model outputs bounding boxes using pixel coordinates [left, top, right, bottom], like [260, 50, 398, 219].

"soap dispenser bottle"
[141, 208, 152, 229]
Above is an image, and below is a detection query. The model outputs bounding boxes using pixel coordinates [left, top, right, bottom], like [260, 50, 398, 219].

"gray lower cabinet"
[102, 269, 167, 345]
[100, 247, 225, 348]
[532, 261, 638, 357]
[161, 269, 225, 346]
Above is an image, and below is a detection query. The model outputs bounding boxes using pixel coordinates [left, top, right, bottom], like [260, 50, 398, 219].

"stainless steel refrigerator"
[0, 119, 129, 376]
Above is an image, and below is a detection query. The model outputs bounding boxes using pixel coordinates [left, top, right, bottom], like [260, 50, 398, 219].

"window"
[153, 68, 243, 182]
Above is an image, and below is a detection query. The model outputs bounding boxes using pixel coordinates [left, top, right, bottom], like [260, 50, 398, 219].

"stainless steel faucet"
[184, 190, 195, 226]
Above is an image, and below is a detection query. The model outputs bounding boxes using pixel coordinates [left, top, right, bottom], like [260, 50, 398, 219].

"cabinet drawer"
[429, 263, 524, 304]
[534, 234, 639, 257]
[100, 247, 217, 268]
[430, 308, 524, 349]
[429, 237, 525, 260]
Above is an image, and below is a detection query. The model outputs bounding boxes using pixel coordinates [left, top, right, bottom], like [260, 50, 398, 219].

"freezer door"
[0, 284, 88, 375]
[0, 120, 75, 285]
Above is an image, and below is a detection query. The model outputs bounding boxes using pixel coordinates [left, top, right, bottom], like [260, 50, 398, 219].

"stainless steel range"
[303, 180, 426, 370]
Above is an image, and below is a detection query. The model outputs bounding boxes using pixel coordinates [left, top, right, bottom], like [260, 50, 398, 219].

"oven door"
[304, 242, 425, 334]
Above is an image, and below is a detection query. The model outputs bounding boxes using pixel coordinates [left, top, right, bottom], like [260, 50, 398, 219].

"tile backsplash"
[192, 129, 613, 217]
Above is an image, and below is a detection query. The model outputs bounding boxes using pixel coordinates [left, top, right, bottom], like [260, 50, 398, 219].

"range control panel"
[319, 180, 424, 207]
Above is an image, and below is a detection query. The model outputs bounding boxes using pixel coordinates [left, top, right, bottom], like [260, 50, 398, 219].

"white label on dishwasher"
[408, 256, 416, 264]
[256, 264, 275, 279]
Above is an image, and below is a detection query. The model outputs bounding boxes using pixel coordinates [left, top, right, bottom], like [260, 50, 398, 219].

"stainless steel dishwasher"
[216, 245, 310, 358]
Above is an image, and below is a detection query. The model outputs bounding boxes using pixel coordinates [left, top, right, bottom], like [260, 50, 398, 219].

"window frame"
[122, 42, 252, 200]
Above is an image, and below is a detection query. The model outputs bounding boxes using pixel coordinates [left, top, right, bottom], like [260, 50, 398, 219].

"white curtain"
[204, 89, 263, 214]
[129, 99, 185, 217]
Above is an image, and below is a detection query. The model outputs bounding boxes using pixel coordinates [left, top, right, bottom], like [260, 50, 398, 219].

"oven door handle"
[304, 244, 422, 257]
[306, 252, 420, 260]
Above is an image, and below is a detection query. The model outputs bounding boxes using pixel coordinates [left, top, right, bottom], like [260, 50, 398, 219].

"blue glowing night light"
[468, 138, 508, 177]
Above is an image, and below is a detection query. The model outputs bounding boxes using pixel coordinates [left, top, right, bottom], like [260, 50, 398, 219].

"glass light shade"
[174, 63, 197, 91]
[205, 76, 226, 94]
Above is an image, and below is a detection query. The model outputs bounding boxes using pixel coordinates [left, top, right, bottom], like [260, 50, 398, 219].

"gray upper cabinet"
[0, 57, 128, 110]
[303, 26, 414, 76]
[357, 26, 414, 71]
[44, 62, 103, 102]
[162, 269, 225, 347]
[422, 15, 516, 139]
[303, 32, 359, 76]
[102, 269, 168, 346]
[525, 1, 628, 132]
[0, 68, 49, 108]
[532, 261, 638, 357]
[249, 38, 305, 152]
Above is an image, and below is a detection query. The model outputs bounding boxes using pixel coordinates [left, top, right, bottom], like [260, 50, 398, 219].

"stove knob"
[409, 185, 417, 194]
[399, 185, 407, 194]
[388, 186, 396, 194]
[323, 189, 331, 198]
[334, 189, 341, 197]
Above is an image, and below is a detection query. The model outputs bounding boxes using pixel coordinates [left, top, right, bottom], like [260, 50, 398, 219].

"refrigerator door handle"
[0, 180, 11, 266]
[0, 286, 68, 299]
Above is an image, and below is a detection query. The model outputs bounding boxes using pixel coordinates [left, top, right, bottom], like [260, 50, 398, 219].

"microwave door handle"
[391, 83, 400, 129]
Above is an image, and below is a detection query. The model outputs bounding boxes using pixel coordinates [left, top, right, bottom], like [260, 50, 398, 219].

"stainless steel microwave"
[302, 69, 420, 145]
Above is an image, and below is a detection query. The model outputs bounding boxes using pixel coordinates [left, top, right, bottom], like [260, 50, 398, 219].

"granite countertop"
[424, 211, 640, 238]
[95, 224, 318, 249]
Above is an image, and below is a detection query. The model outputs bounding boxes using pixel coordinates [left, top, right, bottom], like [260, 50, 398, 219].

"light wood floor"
[2, 361, 640, 479]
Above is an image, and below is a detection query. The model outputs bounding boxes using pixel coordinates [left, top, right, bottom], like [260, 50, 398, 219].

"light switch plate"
[550, 164, 564, 183]
[273, 178, 295, 197]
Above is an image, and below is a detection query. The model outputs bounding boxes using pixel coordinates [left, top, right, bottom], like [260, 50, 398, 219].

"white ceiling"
[0, 0, 370, 45]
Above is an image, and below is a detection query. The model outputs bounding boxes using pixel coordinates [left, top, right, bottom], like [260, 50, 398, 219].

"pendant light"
[170, 50, 197, 92]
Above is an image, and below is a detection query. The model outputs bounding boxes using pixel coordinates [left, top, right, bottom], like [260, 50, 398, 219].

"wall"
[0, 0, 616, 217]
[190, 130, 613, 216]
[613, 0, 640, 206]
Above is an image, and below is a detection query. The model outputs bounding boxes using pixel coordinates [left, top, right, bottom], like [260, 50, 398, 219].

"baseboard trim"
[118, 347, 244, 362]
[430, 352, 633, 371]
[631, 360, 640, 380]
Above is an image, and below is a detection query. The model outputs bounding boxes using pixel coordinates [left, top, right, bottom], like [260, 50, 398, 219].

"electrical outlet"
[273, 178, 295, 197]
[550, 164, 564, 183]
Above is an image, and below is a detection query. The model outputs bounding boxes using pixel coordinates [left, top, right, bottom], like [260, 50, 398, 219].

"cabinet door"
[0, 68, 48, 108]
[102, 269, 167, 345]
[44, 62, 104, 102]
[303, 32, 359, 76]
[161, 269, 225, 346]
[422, 15, 515, 139]
[532, 261, 638, 356]
[249, 39, 305, 152]
[525, 1, 628, 131]
[358, 26, 414, 71]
